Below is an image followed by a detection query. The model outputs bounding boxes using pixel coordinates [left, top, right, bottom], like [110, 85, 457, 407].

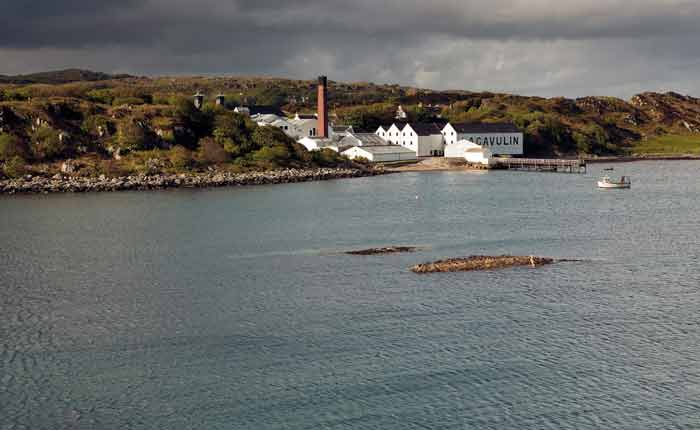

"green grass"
[632, 134, 700, 155]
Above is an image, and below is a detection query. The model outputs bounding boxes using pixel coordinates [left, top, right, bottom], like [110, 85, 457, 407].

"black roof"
[406, 122, 443, 136]
[381, 121, 409, 130]
[249, 106, 285, 116]
[452, 123, 521, 133]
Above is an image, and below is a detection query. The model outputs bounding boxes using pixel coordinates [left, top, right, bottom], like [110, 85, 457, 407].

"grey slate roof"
[332, 125, 353, 133]
[452, 123, 521, 133]
[355, 145, 416, 155]
[407, 123, 443, 136]
[348, 133, 387, 146]
[248, 106, 285, 116]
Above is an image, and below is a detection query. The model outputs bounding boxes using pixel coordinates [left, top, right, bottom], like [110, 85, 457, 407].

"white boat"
[597, 175, 631, 189]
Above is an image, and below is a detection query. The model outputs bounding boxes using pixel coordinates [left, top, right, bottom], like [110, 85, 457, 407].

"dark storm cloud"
[2, 0, 700, 97]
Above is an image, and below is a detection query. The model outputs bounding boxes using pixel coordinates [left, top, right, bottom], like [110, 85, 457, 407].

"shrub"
[312, 148, 343, 167]
[251, 145, 291, 164]
[116, 119, 156, 152]
[0, 133, 29, 161]
[3, 156, 26, 178]
[198, 138, 228, 164]
[31, 128, 67, 160]
[169, 146, 194, 169]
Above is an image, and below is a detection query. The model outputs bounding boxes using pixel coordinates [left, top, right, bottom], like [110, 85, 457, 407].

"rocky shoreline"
[0, 168, 384, 195]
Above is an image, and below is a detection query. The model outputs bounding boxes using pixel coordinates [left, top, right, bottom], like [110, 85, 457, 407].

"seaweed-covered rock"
[411, 255, 556, 274]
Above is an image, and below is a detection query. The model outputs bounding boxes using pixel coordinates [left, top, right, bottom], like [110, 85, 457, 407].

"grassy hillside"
[1, 71, 700, 178]
[0, 69, 133, 85]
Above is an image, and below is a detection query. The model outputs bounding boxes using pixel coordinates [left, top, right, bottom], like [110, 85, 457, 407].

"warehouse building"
[342, 145, 417, 163]
[445, 140, 493, 165]
[401, 123, 445, 157]
[339, 132, 386, 148]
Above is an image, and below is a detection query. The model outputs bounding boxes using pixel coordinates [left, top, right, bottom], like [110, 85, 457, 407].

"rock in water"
[346, 246, 417, 256]
[411, 255, 556, 274]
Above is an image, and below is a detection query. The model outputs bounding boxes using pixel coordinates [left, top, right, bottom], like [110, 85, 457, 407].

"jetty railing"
[492, 158, 587, 173]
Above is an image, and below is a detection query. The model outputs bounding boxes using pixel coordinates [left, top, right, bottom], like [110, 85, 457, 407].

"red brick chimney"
[317, 76, 328, 138]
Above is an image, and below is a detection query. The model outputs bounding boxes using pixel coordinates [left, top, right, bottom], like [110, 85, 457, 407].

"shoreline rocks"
[0, 168, 384, 195]
[346, 246, 418, 256]
[411, 255, 558, 274]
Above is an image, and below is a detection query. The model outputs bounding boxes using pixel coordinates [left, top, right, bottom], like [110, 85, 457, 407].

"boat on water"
[597, 175, 631, 189]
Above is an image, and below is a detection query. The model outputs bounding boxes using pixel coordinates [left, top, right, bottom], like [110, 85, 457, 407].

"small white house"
[442, 123, 523, 155]
[342, 145, 417, 163]
[402, 123, 445, 157]
[375, 126, 389, 140]
[445, 139, 493, 165]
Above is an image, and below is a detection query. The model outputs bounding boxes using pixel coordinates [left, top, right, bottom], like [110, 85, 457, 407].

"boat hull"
[597, 181, 631, 189]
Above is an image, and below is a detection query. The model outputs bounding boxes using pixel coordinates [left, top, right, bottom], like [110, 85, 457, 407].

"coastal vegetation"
[630, 134, 700, 156]
[1, 69, 700, 179]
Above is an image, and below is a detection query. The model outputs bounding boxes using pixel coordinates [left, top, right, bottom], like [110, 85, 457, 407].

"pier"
[492, 158, 587, 173]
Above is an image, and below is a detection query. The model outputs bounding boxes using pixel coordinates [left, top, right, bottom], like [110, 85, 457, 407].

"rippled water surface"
[2, 161, 700, 429]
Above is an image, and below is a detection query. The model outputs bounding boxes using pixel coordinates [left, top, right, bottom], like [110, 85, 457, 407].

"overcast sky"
[1, 0, 699, 98]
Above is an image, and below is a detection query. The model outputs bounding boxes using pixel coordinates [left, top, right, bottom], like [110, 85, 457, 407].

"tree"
[335, 103, 395, 132]
[251, 126, 294, 149]
[116, 119, 155, 152]
[31, 128, 67, 160]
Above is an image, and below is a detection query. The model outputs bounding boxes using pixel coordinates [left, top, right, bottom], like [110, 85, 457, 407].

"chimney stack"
[317, 76, 328, 138]
[193, 92, 204, 110]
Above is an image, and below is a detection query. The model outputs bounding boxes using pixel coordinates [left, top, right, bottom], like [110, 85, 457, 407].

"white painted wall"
[289, 118, 318, 139]
[402, 125, 445, 157]
[386, 124, 404, 145]
[458, 133, 523, 155]
[442, 123, 523, 155]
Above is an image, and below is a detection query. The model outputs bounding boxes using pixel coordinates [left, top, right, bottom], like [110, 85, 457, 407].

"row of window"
[380, 131, 416, 138]
[379, 130, 457, 136]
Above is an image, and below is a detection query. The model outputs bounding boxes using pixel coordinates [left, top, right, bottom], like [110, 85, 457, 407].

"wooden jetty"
[492, 158, 587, 174]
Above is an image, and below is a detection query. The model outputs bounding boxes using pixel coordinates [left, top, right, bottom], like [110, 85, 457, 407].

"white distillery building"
[342, 145, 417, 163]
[445, 140, 493, 165]
[442, 123, 523, 155]
[383, 123, 408, 145]
[401, 123, 445, 157]
[289, 117, 318, 139]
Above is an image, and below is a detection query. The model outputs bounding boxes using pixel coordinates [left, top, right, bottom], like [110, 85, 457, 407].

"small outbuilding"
[445, 139, 493, 165]
[342, 145, 417, 163]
